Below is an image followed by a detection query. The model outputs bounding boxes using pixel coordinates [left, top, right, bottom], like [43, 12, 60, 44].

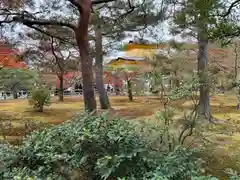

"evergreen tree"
[171, 0, 231, 121]
[90, 0, 166, 109]
[0, 0, 163, 112]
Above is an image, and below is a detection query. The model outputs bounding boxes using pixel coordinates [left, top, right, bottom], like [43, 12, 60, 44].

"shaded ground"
[0, 94, 238, 141]
[1, 94, 240, 179]
[181, 94, 240, 178]
[0, 95, 164, 143]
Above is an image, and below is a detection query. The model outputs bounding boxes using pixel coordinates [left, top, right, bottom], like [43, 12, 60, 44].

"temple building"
[0, 40, 234, 95]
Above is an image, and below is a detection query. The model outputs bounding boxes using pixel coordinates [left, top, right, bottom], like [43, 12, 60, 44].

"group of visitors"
[105, 84, 114, 92]
[1, 91, 27, 99]
[105, 84, 122, 95]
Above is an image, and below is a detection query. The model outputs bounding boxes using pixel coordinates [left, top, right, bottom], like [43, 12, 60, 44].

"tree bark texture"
[13, 91, 18, 99]
[234, 44, 240, 108]
[58, 74, 64, 101]
[114, 76, 120, 95]
[237, 89, 240, 110]
[234, 44, 239, 81]
[173, 71, 180, 88]
[160, 82, 165, 99]
[94, 24, 111, 109]
[75, 0, 96, 112]
[127, 79, 133, 101]
[197, 33, 211, 120]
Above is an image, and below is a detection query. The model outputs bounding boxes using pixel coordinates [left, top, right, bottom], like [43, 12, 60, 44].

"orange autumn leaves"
[0, 44, 26, 69]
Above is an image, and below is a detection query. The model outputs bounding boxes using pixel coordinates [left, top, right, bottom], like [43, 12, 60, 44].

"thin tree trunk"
[197, 32, 211, 120]
[168, 79, 172, 91]
[12, 87, 18, 99]
[160, 82, 165, 99]
[234, 45, 238, 81]
[235, 58, 238, 81]
[234, 45, 240, 108]
[75, 0, 96, 112]
[94, 24, 110, 109]
[114, 76, 120, 95]
[58, 74, 64, 101]
[237, 89, 240, 110]
[13, 91, 18, 99]
[38, 106, 44, 112]
[174, 71, 180, 88]
[127, 79, 133, 101]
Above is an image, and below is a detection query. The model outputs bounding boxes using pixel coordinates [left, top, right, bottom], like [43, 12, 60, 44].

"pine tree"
[171, 0, 230, 121]
[90, 0, 166, 109]
[0, 0, 161, 112]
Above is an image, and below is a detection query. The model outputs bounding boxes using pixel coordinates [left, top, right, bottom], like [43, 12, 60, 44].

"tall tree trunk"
[13, 90, 18, 99]
[168, 79, 172, 90]
[160, 82, 165, 99]
[234, 44, 239, 81]
[197, 33, 211, 120]
[114, 76, 120, 95]
[127, 79, 133, 101]
[237, 88, 240, 110]
[75, 0, 96, 112]
[58, 74, 64, 101]
[235, 56, 238, 81]
[173, 71, 180, 88]
[94, 24, 110, 109]
[234, 44, 240, 108]
[38, 106, 44, 113]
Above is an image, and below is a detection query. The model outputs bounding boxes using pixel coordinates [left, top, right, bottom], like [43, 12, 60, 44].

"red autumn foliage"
[55, 71, 124, 89]
[0, 43, 26, 68]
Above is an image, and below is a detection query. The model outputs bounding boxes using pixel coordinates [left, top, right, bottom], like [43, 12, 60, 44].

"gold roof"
[125, 49, 158, 60]
[106, 45, 159, 71]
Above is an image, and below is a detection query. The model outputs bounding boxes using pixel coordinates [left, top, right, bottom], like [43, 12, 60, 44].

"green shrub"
[28, 86, 51, 112]
[143, 146, 204, 179]
[0, 114, 150, 179]
[0, 114, 238, 179]
[226, 169, 240, 180]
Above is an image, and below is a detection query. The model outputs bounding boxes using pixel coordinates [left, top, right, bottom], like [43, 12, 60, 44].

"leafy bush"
[28, 86, 51, 112]
[0, 114, 238, 179]
[226, 169, 240, 180]
[142, 147, 221, 180]
[0, 114, 150, 179]
[168, 74, 200, 101]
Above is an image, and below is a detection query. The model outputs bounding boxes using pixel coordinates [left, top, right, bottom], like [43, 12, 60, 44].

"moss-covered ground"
[0, 94, 240, 179]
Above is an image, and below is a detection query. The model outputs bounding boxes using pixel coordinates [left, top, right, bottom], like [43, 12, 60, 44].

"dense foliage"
[0, 68, 38, 97]
[28, 86, 51, 112]
[1, 113, 239, 179]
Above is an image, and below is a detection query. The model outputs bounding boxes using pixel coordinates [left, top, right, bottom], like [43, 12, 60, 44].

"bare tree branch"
[0, 10, 76, 30]
[67, 0, 116, 11]
[50, 37, 65, 73]
[13, 16, 76, 30]
[23, 24, 77, 46]
[92, 0, 116, 4]
[222, 0, 240, 17]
